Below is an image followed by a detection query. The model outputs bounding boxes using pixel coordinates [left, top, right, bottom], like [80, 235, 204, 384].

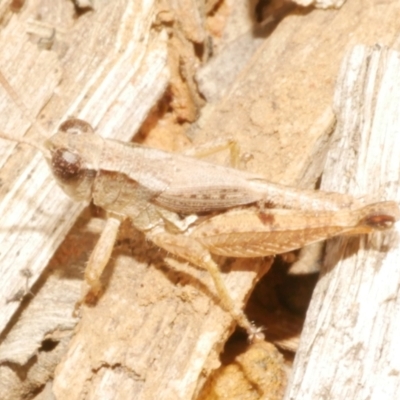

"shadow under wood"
[246, 255, 319, 352]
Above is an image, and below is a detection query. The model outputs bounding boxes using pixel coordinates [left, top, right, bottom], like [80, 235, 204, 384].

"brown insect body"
[46, 119, 359, 222]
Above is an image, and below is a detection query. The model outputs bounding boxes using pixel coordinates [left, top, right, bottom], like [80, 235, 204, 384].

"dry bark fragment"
[285, 45, 400, 400]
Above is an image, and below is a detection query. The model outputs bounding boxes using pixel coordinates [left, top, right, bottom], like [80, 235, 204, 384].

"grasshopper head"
[44, 118, 104, 202]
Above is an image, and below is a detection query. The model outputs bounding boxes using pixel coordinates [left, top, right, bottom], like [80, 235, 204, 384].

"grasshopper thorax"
[44, 118, 104, 202]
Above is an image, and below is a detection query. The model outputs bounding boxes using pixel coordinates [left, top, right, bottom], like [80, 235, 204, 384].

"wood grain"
[1, 1, 400, 399]
[285, 45, 400, 399]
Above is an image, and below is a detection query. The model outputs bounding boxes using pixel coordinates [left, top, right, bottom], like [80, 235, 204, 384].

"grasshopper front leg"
[146, 228, 263, 339]
[81, 214, 122, 304]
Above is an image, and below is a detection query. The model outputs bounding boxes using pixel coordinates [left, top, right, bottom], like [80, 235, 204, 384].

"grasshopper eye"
[51, 148, 83, 181]
[58, 118, 94, 136]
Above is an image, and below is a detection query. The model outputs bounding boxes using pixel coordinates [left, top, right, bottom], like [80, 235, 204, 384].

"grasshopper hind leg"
[147, 229, 264, 341]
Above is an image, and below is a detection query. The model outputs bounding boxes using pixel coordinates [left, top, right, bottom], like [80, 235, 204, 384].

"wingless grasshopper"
[0, 78, 399, 339]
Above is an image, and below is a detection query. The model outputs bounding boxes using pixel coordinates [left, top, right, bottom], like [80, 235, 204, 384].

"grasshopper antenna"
[0, 69, 49, 155]
[0, 130, 46, 153]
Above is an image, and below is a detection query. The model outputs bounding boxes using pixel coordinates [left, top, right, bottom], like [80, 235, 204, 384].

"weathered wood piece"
[0, 1, 168, 335]
[293, 0, 346, 8]
[1, 1, 400, 399]
[286, 45, 400, 399]
[0, 1, 169, 398]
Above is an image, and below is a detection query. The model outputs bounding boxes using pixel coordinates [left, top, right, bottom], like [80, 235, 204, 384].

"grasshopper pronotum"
[0, 77, 399, 340]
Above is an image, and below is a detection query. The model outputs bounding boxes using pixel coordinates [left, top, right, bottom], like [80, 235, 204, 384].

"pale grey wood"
[294, 0, 346, 8]
[0, 0, 168, 336]
[286, 45, 400, 399]
[4, 2, 400, 399]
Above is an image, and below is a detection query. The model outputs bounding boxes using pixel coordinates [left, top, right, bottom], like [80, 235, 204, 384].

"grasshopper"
[0, 78, 399, 339]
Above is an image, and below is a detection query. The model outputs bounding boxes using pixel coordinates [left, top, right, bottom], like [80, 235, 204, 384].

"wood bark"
[285, 45, 400, 399]
[0, 1, 400, 399]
